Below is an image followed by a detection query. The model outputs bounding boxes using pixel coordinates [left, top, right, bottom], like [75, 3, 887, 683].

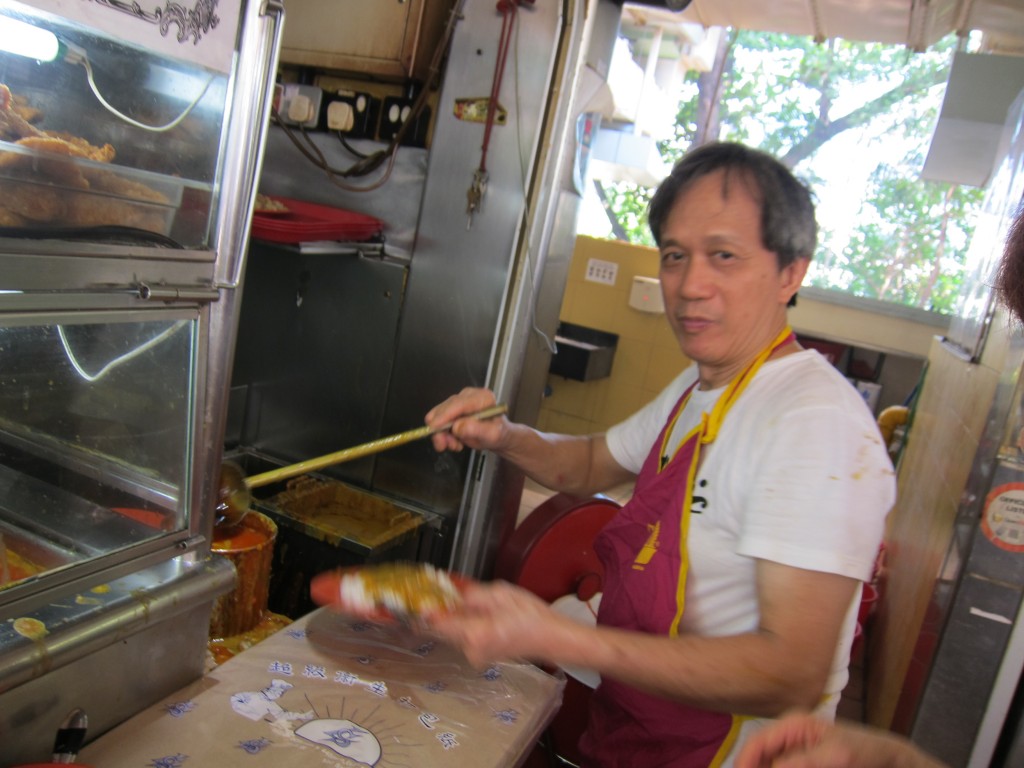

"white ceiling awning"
[662, 0, 1024, 54]
[599, 1, 1024, 189]
[921, 52, 1024, 186]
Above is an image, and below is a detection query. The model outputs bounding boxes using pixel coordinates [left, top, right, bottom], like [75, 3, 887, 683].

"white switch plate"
[629, 275, 664, 313]
[585, 258, 618, 286]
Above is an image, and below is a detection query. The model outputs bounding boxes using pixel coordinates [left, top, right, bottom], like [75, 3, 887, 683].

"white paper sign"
[18, 0, 242, 73]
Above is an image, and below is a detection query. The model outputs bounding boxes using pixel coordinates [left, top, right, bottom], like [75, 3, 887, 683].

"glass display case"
[0, 0, 283, 762]
[0, 312, 197, 590]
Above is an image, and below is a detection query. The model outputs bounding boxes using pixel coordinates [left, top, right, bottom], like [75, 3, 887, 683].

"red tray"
[251, 196, 383, 243]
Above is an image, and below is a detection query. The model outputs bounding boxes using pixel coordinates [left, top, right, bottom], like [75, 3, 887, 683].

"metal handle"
[216, 0, 286, 289]
[137, 283, 219, 301]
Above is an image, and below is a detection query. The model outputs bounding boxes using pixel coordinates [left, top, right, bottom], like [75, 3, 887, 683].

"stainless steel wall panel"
[230, 243, 408, 489]
[258, 131, 428, 262]
[372, 0, 566, 528]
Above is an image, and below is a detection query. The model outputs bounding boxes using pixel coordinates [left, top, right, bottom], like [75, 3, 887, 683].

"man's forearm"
[523, 565, 856, 717]
[530, 618, 826, 717]
[496, 425, 627, 497]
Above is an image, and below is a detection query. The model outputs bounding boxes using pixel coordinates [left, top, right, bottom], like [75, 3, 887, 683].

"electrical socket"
[278, 84, 322, 129]
[585, 258, 618, 286]
[324, 90, 380, 139]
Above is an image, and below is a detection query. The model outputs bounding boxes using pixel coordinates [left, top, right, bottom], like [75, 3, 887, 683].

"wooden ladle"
[215, 404, 509, 527]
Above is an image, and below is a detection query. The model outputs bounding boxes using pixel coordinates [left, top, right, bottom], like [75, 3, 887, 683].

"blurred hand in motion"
[426, 579, 579, 669]
[426, 387, 508, 454]
[735, 712, 947, 768]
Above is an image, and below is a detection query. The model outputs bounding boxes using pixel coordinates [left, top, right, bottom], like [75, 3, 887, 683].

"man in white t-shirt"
[424, 142, 895, 768]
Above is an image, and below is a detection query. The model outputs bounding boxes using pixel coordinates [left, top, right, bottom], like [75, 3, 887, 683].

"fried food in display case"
[0, 83, 189, 236]
[0, 0, 229, 250]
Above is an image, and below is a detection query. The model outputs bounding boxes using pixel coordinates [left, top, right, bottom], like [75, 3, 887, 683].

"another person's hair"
[996, 202, 1024, 324]
[647, 141, 818, 269]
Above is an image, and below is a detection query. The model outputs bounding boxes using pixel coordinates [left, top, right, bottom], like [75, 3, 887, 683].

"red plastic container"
[851, 621, 864, 660]
[859, 582, 879, 625]
[251, 196, 383, 243]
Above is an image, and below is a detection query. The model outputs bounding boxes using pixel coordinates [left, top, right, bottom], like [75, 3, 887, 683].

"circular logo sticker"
[982, 482, 1024, 552]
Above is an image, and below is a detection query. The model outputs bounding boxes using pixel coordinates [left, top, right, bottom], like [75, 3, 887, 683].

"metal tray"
[266, 475, 424, 551]
[0, 518, 81, 590]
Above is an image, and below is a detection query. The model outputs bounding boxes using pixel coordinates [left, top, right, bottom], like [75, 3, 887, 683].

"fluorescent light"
[0, 15, 60, 62]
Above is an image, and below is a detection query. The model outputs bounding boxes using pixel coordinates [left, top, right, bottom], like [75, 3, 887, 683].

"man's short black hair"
[647, 141, 818, 270]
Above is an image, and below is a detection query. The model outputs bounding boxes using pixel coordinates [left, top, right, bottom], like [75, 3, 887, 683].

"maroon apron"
[577, 328, 794, 768]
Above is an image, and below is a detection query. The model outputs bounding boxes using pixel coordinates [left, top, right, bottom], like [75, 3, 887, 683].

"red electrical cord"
[479, 0, 518, 174]
[466, 0, 535, 226]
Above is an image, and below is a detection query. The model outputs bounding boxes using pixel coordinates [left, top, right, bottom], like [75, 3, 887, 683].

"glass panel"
[947, 90, 1024, 359]
[0, 312, 197, 591]
[0, 0, 229, 250]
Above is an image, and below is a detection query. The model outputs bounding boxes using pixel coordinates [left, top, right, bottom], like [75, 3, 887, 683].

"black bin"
[549, 322, 618, 382]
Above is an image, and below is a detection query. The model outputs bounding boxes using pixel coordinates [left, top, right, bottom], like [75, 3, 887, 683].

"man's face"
[657, 169, 808, 388]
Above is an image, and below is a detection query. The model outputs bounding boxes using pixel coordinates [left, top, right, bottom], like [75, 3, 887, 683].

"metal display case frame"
[0, 0, 284, 762]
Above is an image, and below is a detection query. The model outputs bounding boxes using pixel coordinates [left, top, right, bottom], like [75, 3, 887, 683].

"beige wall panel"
[866, 337, 1000, 729]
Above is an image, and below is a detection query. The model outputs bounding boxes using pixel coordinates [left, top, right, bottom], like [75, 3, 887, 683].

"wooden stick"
[245, 404, 509, 489]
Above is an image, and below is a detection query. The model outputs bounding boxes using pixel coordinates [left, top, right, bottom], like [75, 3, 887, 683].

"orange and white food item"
[313, 562, 462, 621]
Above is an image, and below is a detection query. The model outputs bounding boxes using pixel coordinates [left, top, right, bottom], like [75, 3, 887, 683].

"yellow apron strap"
[708, 715, 750, 768]
[669, 326, 794, 637]
[669, 413, 706, 636]
[703, 325, 793, 444]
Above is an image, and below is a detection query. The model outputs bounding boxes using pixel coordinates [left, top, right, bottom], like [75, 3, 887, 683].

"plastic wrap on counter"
[80, 607, 565, 767]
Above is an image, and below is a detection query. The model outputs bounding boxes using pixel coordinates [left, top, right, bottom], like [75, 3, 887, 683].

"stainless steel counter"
[0, 554, 236, 765]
